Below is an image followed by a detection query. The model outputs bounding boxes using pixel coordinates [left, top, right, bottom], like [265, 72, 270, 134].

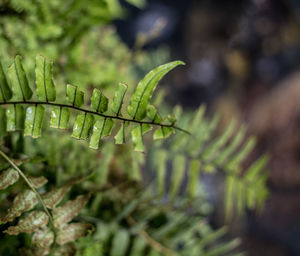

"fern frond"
[0, 151, 93, 254]
[150, 105, 269, 219]
[0, 55, 186, 152]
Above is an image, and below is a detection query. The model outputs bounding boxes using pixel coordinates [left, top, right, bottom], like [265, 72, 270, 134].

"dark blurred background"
[115, 0, 300, 255]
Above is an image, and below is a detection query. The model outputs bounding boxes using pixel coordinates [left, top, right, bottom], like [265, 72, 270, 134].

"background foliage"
[0, 0, 268, 255]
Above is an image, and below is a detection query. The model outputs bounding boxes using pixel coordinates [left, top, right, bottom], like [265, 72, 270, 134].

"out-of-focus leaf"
[4, 211, 48, 235]
[56, 223, 94, 245]
[170, 154, 185, 198]
[111, 229, 130, 256]
[53, 194, 90, 228]
[32, 227, 54, 249]
[0, 168, 19, 190]
[28, 176, 48, 189]
[41, 185, 71, 209]
[1, 190, 38, 223]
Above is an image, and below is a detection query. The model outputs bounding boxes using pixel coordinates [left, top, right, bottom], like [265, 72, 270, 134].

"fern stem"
[0, 101, 191, 135]
[0, 150, 57, 247]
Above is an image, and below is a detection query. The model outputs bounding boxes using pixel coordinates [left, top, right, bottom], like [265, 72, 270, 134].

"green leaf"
[187, 159, 201, 198]
[94, 142, 115, 185]
[111, 229, 130, 256]
[89, 117, 114, 149]
[4, 211, 48, 235]
[111, 82, 127, 116]
[7, 55, 32, 101]
[0, 60, 12, 102]
[6, 104, 24, 131]
[154, 126, 174, 140]
[0, 168, 19, 190]
[170, 154, 186, 198]
[114, 121, 126, 144]
[225, 176, 236, 221]
[154, 149, 168, 196]
[128, 60, 185, 120]
[24, 105, 45, 138]
[66, 84, 84, 107]
[72, 113, 94, 140]
[35, 55, 56, 102]
[0, 107, 7, 139]
[146, 105, 162, 123]
[50, 106, 70, 129]
[130, 238, 147, 255]
[90, 89, 108, 113]
[131, 123, 152, 152]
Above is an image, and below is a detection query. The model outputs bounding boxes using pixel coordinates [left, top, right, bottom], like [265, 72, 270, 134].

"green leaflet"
[170, 154, 186, 199]
[0, 168, 19, 190]
[4, 211, 48, 235]
[24, 105, 45, 138]
[147, 105, 175, 140]
[146, 105, 162, 123]
[154, 149, 168, 196]
[72, 113, 94, 140]
[0, 107, 6, 138]
[66, 84, 84, 107]
[130, 238, 147, 256]
[50, 106, 70, 129]
[0, 60, 12, 101]
[225, 176, 235, 220]
[90, 88, 108, 113]
[128, 60, 185, 120]
[215, 125, 246, 166]
[114, 121, 126, 144]
[202, 119, 236, 161]
[111, 229, 130, 256]
[154, 126, 174, 140]
[35, 55, 56, 102]
[111, 82, 127, 116]
[7, 55, 32, 101]
[6, 104, 24, 131]
[94, 142, 115, 185]
[187, 159, 201, 198]
[131, 123, 152, 152]
[89, 117, 114, 149]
